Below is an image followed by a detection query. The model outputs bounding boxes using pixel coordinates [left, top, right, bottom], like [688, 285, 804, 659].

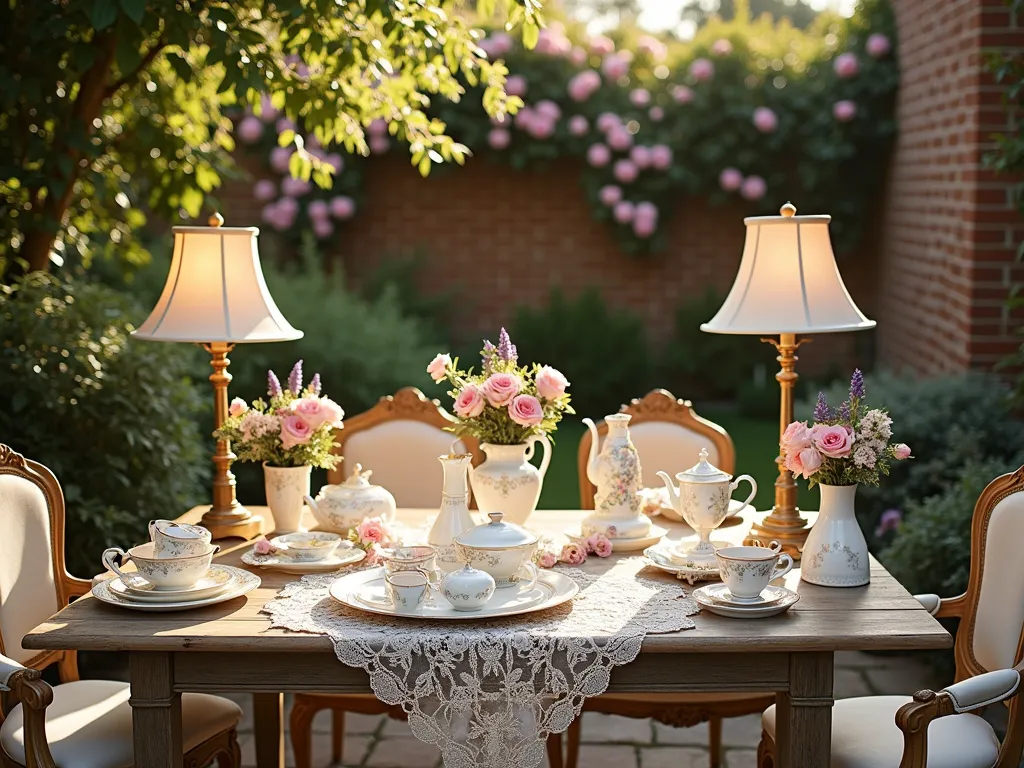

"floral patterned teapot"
[580, 414, 652, 539]
[304, 464, 396, 534]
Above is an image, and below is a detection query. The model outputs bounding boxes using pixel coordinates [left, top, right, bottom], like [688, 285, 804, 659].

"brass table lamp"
[701, 203, 875, 557]
[133, 214, 303, 540]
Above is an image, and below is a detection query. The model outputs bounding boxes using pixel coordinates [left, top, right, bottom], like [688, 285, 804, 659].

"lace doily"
[263, 557, 697, 768]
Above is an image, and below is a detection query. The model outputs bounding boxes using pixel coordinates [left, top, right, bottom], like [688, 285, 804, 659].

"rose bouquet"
[428, 328, 573, 445]
[779, 369, 911, 488]
[214, 360, 344, 469]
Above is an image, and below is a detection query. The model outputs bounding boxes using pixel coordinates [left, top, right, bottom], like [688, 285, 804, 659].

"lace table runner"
[263, 557, 698, 768]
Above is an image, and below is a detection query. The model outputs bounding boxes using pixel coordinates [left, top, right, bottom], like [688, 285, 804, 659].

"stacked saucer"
[92, 565, 260, 612]
[242, 531, 366, 573]
[692, 583, 799, 618]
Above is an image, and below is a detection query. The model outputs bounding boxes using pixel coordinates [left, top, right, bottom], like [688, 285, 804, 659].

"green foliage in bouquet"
[429, 329, 574, 445]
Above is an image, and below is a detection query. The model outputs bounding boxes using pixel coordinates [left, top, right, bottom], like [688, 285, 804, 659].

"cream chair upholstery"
[327, 387, 479, 508]
[577, 389, 735, 509]
[758, 465, 1024, 768]
[0, 445, 242, 768]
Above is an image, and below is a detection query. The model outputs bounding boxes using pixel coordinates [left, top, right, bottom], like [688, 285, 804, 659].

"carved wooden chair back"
[0, 446, 87, 694]
[327, 387, 481, 508]
[577, 389, 736, 509]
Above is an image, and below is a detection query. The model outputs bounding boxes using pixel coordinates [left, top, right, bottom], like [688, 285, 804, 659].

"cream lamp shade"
[701, 206, 875, 335]
[133, 224, 302, 343]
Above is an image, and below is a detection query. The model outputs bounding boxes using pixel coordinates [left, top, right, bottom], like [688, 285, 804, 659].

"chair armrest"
[0, 654, 58, 768]
[63, 575, 93, 600]
[896, 665, 1024, 768]
[913, 592, 967, 619]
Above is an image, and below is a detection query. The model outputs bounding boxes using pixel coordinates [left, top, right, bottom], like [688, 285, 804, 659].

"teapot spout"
[581, 418, 600, 485]
[303, 495, 319, 518]
[656, 471, 681, 511]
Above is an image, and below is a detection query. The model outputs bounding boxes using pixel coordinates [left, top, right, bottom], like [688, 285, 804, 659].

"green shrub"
[510, 288, 655, 419]
[802, 371, 1024, 550]
[882, 455, 1024, 598]
[0, 272, 210, 576]
[359, 248, 453, 345]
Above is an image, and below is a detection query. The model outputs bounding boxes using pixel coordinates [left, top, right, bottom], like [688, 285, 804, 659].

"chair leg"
[332, 709, 345, 763]
[565, 716, 582, 768]
[708, 715, 722, 768]
[216, 730, 243, 768]
[546, 732, 564, 768]
[289, 697, 319, 768]
[756, 731, 775, 768]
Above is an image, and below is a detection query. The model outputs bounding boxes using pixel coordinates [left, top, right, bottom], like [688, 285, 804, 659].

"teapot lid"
[333, 464, 375, 491]
[676, 448, 731, 483]
[455, 512, 538, 549]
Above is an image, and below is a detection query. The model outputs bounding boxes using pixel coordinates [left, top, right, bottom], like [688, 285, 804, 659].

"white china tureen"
[304, 465, 397, 534]
[440, 564, 496, 611]
[454, 512, 539, 589]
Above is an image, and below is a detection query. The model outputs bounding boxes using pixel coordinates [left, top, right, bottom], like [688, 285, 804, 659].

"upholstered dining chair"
[292, 387, 485, 768]
[561, 389, 772, 768]
[0, 444, 242, 768]
[757, 465, 1024, 768]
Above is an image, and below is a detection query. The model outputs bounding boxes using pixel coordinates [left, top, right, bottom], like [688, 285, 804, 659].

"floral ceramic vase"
[800, 483, 869, 587]
[469, 435, 551, 527]
[264, 463, 311, 533]
[429, 452, 477, 573]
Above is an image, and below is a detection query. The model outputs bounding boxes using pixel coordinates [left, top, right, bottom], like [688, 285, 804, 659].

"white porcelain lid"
[455, 512, 538, 549]
[444, 563, 495, 587]
[325, 465, 379, 494]
[676, 448, 731, 483]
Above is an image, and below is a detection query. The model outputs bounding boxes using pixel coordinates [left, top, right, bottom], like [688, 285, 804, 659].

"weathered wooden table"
[23, 506, 950, 768]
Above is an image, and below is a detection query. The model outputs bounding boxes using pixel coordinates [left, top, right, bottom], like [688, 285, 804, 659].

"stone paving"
[226, 650, 964, 768]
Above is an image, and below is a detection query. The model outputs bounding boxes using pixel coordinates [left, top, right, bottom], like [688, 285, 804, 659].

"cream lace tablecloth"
[263, 556, 698, 768]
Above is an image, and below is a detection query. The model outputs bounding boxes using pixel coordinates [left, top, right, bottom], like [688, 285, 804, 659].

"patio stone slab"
[725, 747, 759, 767]
[652, 721, 708, 746]
[578, 744, 639, 768]
[639, 746, 710, 768]
[581, 713, 654, 743]
[365, 737, 441, 768]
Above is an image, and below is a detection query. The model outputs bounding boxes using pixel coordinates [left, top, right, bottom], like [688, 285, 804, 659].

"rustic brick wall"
[877, 0, 1022, 374]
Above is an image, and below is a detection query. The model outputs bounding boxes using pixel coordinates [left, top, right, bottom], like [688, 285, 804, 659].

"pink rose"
[270, 146, 292, 174]
[568, 70, 601, 102]
[363, 541, 383, 565]
[866, 33, 891, 58]
[281, 176, 311, 198]
[568, 115, 590, 136]
[753, 106, 778, 133]
[229, 397, 248, 417]
[505, 75, 528, 97]
[719, 167, 744, 192]
[237, 116, 264, 144]
[508, 394, 544, 427]
[587, 533, 614, 557]
[356, 516, 392, 546]
[488, 128, 511, 150]
[319, 397, 344, 428]
[570, 46, 588, 66]
[711, 38, 733, 56]
[613, 159, 639, 184]
[834, 52, 859, 79]
[599, 185, 623, 207]
[329, 196, 356, 220]
[559, 543, 587, 566]
[596, 112, 621, 133]
[637, 35, 667, 61]
[833, 100, 857, 122]
[589, 36, 615, 56]
[367, 118, 387, 137]
[536, 100, 561, 121]
[786, 446, 823, 480]
[538, 550, 558, 568]
[427, 353, 452, 383]
[672, 85, 694, 104]
[601, 53, 630, 81]
[613, 201, 635, 224]
[482, 373, 521, 407]
[633, 218, 656, 238]
[308, 199, 329, 220]
[607, 128, 633, 152]
[369, 136, 390, 154]
[689, 58, 715, 82]
[254, 179, 277, 202]
[280, 414, 314, 449]
[253, 538, 278, 555]
[630, 88, 651, 107]
[648, 106, 665, 122]
[894, 443, 912, 460]
[290, 397, 331, 430]
[454, 385, 486, 418]
[526, 117, 556, 140]
[650, 144, 673, 170]
[781, 421, 813, 451]
[535, 366, 569, 400]
[812, 424, 855, 458]
[587, 143, 612, 168]
[740, 175, 767, 201]
[630, 145, 652, 169]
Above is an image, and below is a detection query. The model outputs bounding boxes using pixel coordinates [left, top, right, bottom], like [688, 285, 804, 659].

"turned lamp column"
[701, 203, 875, 558]
[133, 213, 302, 540]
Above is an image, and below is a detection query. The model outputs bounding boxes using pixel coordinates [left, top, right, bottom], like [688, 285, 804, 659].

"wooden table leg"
[774, 651, 833, 768]
[254, 692, 286, 768]
[129, 652, 183, 768]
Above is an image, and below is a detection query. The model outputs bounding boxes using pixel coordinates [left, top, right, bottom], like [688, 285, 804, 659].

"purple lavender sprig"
[496, 327, 517, 362]
[481, 340, 496, 375]
[310, 373, 322, 396]
[813, 392, 831, 422]
[288, 360, 303, 395]
[850, 368, 865, 400]
[268, 370, 283, 397]
[837, 400, 851, 423]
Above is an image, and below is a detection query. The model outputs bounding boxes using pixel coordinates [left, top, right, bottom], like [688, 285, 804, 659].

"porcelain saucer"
[565, 525, 667, 553]
[697, 582, 789, 607]
[693, 584, 799, 618]
[116, 565, 234, 601]
[92, 566, 260, 612]
[643, 542, 721, 584]
[242, 545, 366, 573]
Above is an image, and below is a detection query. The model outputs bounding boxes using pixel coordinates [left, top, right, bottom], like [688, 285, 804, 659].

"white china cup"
[455, 543, 539, 590]
[269, 532, 343, 562]
[379, 546, 442, 581]
[102, 541, 219, 590]
[714, 543, 793, 603]
[148, 519, 212, 559]
[384, 569, 436, 613]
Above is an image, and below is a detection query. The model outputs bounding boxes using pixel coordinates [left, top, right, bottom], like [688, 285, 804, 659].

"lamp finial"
[208, 212, 225, 227]
[780, 202, 797, 218]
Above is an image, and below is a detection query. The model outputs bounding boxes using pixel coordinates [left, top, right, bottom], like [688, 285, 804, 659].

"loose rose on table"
[535, 532, 614, 568]
[779, 369, 911, 488]
[347, 516, 399, 562]
[429, 328, 573, 446]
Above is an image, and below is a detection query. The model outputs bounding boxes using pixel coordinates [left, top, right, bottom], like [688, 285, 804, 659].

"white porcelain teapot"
[657, 449, 757, 564]
[580, 414, 651, 539]
[304, 465, 396, 534]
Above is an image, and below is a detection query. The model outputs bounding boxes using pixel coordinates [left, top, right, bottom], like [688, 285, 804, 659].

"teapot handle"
[525, 433, 552, 481]
[729, 474, 758, 514]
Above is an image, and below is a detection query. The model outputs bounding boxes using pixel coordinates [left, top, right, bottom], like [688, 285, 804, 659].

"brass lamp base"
[200, 508, 265, 541]
[744, 512, 810, 559]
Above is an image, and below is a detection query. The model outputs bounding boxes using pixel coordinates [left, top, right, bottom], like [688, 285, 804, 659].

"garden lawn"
[537, 407, 819, 513]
